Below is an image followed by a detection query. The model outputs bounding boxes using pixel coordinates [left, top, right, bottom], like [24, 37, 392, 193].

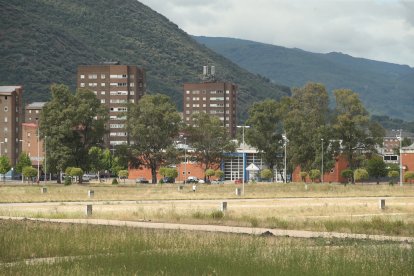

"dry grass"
[1, 182, 413, 203]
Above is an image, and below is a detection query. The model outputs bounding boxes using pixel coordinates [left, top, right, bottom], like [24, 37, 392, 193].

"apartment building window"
[203, 104, 206, 107]
[186, 97, 190, 101]
[203, 97, 206, 101]
[110, 91, 128, 96]
[186, 104, 190, 107]
[93, 91, 97, 95]
[101, 91, 105, 95]
[80, 75, 85, 79]
[101, 74, 106, 79]
[130, 91, 135, 95]
[110, 124, 125, 128]
[28, 132, 31, 137]
[186, 111, 190, 114]
[88, 83, 98, 87]
[80, 83, 85, 87]
[193, 97, 199, 101]
[88, 74, 98, 79]
[186, 91, 190, 94]
[4, 117, 7, 122]
[110, 74, 127, 78]
[3, 107, 7, 112]
[29, 110, 32, 114]
[192, 90, 200, 94]
[129, 99, 135, 103]
[101, 99, 105, 104]
[226, 90, 230, 94]
[101, 83, 106, 87]
[4, 138, 7, 143]
[130, 83, 135, 87]
[35, 110, 39, 114]
[3, 127, 7, 132]
[192, 104, 199, 107]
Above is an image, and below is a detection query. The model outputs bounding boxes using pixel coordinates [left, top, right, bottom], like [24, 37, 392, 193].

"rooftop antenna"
[201, 65, 216, 82]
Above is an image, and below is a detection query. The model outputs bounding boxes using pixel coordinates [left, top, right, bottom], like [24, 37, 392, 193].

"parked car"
[186, 176, 199, 183]
[212, 180, 224, 184]
[162, 177, 175, 183]
[234, 179, 242, 184]
[136, 177, 149, 183]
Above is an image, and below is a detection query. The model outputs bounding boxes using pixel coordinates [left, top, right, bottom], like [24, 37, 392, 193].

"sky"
[139, 0, 414, 67]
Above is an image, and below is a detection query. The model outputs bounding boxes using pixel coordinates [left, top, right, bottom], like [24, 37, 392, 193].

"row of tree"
[244, 83, 386, 182]
[10, 82, 398, 184]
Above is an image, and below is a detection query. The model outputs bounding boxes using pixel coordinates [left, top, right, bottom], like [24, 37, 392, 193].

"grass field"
[1, 182, 414, 237]
[0, 181, 413, 203]
[0, 220, 413, 275]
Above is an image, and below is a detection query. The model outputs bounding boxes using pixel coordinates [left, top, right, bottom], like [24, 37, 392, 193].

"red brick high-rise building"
[77, 62, 146, 147]
[183, 66, 237, 137]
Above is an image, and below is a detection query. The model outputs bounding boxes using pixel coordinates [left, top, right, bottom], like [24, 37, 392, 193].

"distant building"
[25, 102, 46, 124]
[183, 66, 237, 137]
[0, 86, 23, 166]
[21, 123, 44, 166]
[77, 62, 146, 147]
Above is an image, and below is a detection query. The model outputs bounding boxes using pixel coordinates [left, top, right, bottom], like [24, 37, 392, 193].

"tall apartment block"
[0, 86, 23, 166]
[77, 62, 146, 147]
[25, 102, 46, 124]
[183, 67, 237, 137]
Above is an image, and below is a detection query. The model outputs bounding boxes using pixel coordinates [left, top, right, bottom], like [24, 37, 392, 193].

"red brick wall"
[292, 155, 348, 183]
[401, 152, 414, 182]
[129, 162, 220, 182]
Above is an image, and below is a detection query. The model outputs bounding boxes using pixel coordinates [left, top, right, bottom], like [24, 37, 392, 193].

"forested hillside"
[194, 36, 414, 121]
[0, 0, 290, 119]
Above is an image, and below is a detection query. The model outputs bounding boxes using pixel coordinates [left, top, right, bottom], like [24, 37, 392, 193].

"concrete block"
[221, 201, 227, 212]
[88, 190, 94, 198]
[178, 185, 184, 191]
[379, 199, 385, 209]
[41, 187, 47, 194]
[86, 204, 93, 216]
[235, 188, 242, 196]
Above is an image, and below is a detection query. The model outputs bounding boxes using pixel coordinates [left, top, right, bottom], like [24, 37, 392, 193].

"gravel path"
[1, 216, 413, 243]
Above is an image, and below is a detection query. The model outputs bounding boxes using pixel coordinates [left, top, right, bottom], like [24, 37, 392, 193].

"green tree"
[165, 168, 178, 179]
[0, 156, 11, 183]
[260, 169, 273, 181]
[354, 168, 369, 183]
[215, 170, 224, 180]
[341, 169, 353, 184]
[186, 112, 235, 181]
[309, 169, 321, 183]
[127, 94, 181, 184]
[388, 170, 399, 185]
[15, 152, 32, 180]
[39, 84, 108, 181]
[118, 170, 128, 184]
[366, 156, 387, 184]
[22, 166, 37, 184]
[284, 83, 335, 175]
[404, 171, 414, 182]
[88, 146, 106, 182]
[159, 167, 168, 178]
[205, 169, 215, 180]
[245, 100, 284, 176]
[68, 167, 83, 184]
[333, 89, 385, 181]
[300, 172, 308, 182]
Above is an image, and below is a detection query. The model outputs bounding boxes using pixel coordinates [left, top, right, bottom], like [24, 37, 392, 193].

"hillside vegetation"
[0, 0, 290, 119]
[194, 36, 414, 121]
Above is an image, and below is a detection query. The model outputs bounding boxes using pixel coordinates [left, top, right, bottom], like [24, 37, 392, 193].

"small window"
[101, 74, 106, 79]
[80, 83, 85, 87]
[80, 75, 85, 79]
[4, 107, 8, 112]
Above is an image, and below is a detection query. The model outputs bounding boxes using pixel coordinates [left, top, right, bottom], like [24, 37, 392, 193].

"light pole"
[44, 136, 47, 182]
[398, 129, 403, 186]
[19, 140, 24, 182]
[184, 137, 187, 184]
[237, 125, 250, 195]
[282, 134, 288, 183]
[321, 138, 324, 184]
[37, 126, 40, 184]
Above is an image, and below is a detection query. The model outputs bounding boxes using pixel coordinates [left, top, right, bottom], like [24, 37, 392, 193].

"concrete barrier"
[221, 202, 227, 212]
[41, 187, 47, 194]
[86, 205, 93, 216]
[235, 188, 241, 196]
[379, 199, 385, 209]
[88, 190, 94, 198]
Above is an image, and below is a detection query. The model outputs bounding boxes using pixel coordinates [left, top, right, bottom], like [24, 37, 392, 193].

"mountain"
[194, 36, 414, 121]
[0, 0, 290, 120]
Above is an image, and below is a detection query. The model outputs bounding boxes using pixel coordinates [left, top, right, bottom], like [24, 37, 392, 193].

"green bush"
[112, 178, 118, 185]
[388, 170, 399, 185]
[215, 169, 224, 180]
[309, 169, 321, 182]
[354, 168, 369, 183]
[64, 176, 72, 186]
[260, 169, 273, 180]
[341, 169, 353, 183]
[404, 171, 414, 182]
[300, 172, 308, 182]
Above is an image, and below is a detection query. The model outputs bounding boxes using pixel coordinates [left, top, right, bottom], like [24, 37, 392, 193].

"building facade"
[21, 123, 44, 167]
[25, 102, 46, 124]
[77, 62, 146, 147]
[0, 86, 23, 166]
[183, 82, 237, 137]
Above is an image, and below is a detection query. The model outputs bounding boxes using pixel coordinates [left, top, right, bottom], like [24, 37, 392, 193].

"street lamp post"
[321, 138, 324, 184]
[398, 129, 403, 186]
[19, 140, 24, 183]
[44, 136, 47, 182]
[282, 134, 288, 183]
[184, 137, 187, 184]
[237, 125, 250, 195]
[37, 126, 40, 184]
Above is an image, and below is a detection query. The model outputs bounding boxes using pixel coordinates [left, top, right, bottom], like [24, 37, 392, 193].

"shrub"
[404, 171, 414, 182]
[64, 176, 72, 186]
[341, 169, 353, 184]
[205, 169, 215, 179]
[309, 169, 321, 182]
[354, 168, 369, 183]
[215, 170, 224, 180]
[366, 156, 387, 184]
[300, 172, 308, 182]
[22, 166, 37, 183]
[112, 178, 118, 185]
[388, 170, 399, 185]
[260, 169, 273, 180]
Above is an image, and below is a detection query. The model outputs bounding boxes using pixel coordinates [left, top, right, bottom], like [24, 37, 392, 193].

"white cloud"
[140, 0, 414, 66]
